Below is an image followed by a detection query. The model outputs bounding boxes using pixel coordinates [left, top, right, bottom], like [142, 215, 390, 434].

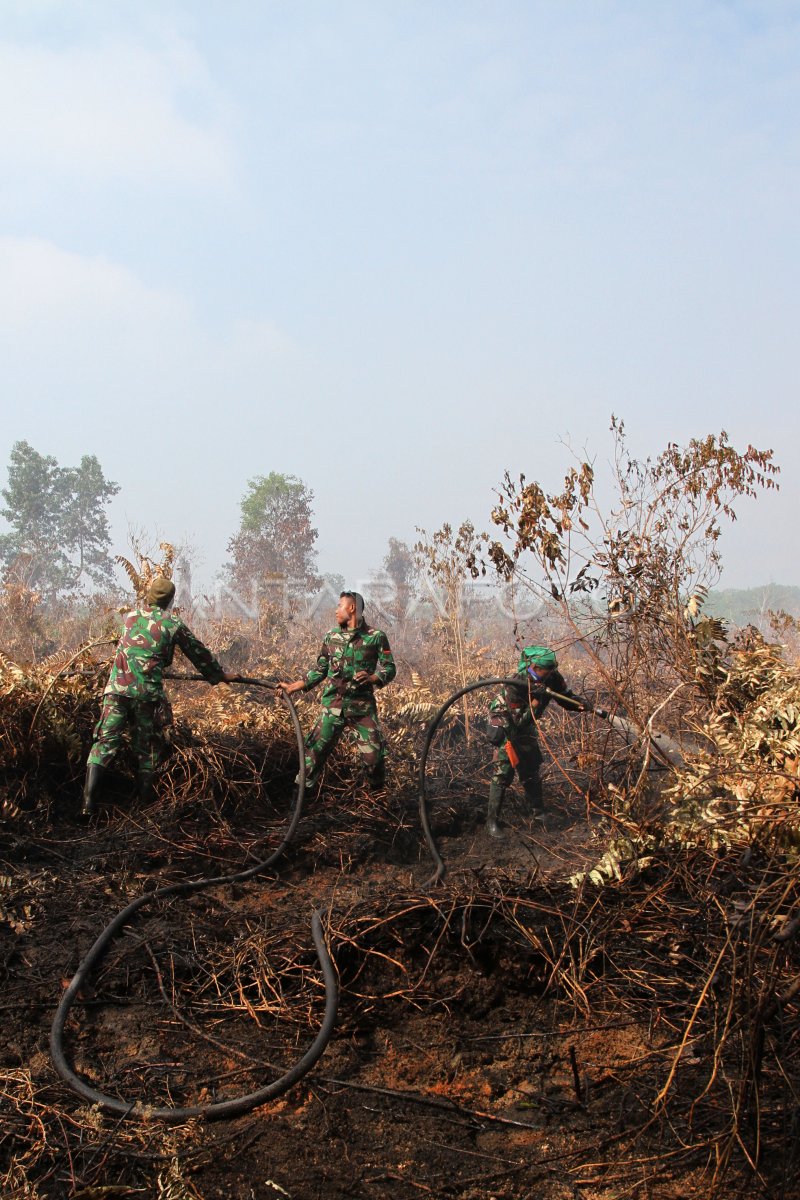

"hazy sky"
[1, 0, 798, 592]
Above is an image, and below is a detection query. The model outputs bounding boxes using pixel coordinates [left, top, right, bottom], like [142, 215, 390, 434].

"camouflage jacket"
[489, 669, 585, 738]
[104, 605, 224, 701]
[303, 620, 396, 703]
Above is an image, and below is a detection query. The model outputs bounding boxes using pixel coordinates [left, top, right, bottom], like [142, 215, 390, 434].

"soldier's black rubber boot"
[366, 765, 386, 792]
[486, 783, 505, 838]
[525, 776, 545, 816]
[137, 774, 155, 806]
[81, 764, 105, 818]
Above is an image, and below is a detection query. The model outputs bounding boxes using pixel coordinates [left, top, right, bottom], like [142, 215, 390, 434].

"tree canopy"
[0, 441, 119, 596]
[383, 537, 416, 618]
[227, 471, 320, 600]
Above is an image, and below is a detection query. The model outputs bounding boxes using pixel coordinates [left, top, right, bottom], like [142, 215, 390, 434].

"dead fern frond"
[33, 648, 74, 675]
[0, 648, 29, 682]
[116, 555, 143, 595]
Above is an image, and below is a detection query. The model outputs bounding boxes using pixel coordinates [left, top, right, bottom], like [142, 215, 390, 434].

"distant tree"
[0, 441, 119, 596]
[0, 443, 61, 584]
[227, 472, 320, 600]
[174, 553, 194, 612]
[58, 455, 120, 589]
[383, 537, 416, 621]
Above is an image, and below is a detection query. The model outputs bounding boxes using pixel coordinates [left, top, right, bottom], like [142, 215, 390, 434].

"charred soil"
[2, 717, 799, 1200]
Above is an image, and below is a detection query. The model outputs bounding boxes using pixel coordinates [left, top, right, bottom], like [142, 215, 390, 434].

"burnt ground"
[2, 753, 798, 1200]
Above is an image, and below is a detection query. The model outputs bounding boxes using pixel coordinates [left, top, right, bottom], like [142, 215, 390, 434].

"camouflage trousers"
[304, 696, 386, 784]
[87, 694, 165, 784]
[491, 734, 543, 806]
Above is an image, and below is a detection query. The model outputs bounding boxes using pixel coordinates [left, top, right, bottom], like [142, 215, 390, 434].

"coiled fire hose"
[50, 679, 339, 1123]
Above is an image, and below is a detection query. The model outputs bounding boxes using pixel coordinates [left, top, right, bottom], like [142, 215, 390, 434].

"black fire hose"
[418, 677, 607, 886]
[51, 680, 339, 1123]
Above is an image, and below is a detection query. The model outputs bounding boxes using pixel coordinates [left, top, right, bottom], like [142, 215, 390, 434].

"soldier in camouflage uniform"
[279, 591, 396, 789]
[486, 645, 588, 837]
[82, 577, 231, 816]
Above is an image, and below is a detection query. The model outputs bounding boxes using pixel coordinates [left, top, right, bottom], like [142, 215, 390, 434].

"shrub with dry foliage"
[667, 629, 800, 850]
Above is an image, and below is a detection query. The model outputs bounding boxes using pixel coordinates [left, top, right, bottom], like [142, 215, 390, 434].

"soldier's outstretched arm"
[280, 638, 331, 695]
[175, 624, 226, 685]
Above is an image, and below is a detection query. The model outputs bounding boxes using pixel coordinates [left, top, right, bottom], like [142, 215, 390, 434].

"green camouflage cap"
[518, 645, 557, 673]
[145, 577, 176, 608]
